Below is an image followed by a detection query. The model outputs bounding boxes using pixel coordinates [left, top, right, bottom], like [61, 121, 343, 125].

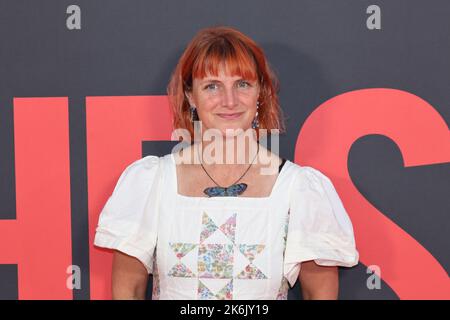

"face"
[185, 63, 260, 138]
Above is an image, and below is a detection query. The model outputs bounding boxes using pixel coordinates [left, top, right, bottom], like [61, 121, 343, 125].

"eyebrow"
[200, 79, 221, 84]
[200, 78, 250, 84]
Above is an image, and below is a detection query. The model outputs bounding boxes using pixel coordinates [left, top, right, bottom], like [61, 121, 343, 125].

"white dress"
[94, 153, 359, 299]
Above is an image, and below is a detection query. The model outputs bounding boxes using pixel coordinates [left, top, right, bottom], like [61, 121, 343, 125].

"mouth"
[216, 112, 244, 120]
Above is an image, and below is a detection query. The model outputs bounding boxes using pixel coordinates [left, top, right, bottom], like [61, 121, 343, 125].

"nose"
[222, 86, 238, 109]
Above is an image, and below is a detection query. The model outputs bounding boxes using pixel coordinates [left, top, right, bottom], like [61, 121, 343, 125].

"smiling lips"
[216, 112, 244, 120]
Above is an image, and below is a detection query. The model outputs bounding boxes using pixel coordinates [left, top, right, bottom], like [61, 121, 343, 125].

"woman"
[94, 26, 359, 300]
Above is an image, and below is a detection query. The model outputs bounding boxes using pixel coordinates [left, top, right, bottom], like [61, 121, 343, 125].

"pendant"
[203, 183, 248, 197]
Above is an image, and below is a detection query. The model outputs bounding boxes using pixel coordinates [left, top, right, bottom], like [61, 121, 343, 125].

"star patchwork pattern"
[167, 211, 267, 300]
[167, 243, 197, 277]
[236, 244, 267, 279]
[198, 279, 233, 300]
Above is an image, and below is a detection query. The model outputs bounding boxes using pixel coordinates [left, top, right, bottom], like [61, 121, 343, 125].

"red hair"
[167, 26, 286, 140]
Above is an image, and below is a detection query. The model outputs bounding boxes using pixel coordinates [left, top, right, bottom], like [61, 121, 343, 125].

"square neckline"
[169, 152, 291, 201]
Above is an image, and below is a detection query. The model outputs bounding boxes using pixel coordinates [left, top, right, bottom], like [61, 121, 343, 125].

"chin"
[202, 120, 253, 138]
[220, 125, 253, 137]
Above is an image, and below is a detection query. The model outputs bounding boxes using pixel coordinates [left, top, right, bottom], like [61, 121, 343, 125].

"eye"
[204, 83, 219, 90]
[237, 80, 251, 88]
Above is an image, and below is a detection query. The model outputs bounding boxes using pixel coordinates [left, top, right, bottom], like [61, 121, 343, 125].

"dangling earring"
[190, 105, 199, 122]
[251, 101, 260, 129]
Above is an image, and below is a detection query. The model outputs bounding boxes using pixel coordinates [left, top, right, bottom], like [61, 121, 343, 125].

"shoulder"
[112, 155, 163, 194]
[119, 155, 161, 178]
[288, 162, 333, 193]
[126, 155, 160, 171]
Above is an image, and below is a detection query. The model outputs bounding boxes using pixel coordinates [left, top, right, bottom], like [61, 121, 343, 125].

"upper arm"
[299, 260, 339, 300]
[112, 250, 149, 300]
[93, 156, 162, 299]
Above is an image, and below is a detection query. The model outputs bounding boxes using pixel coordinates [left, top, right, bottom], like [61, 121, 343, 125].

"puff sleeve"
[284, 166, 359, 287]
[93, 155, 162, 273]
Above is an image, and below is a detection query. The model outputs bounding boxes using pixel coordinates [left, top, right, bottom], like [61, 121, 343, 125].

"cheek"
[241, 95, 258, 112]
[197, 94, 220, 111]
[195, 98, 218, 122]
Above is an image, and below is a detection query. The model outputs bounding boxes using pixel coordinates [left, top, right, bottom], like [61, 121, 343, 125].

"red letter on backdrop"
[295, 88, 450, 299]
[86, 96, 173, 299]
[0, 97, 73, 299]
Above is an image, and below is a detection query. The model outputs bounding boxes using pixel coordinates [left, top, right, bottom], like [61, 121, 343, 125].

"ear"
[255, 79, 261, 97]
[256, 81, 263, 104]
[184, 90, 195, 107]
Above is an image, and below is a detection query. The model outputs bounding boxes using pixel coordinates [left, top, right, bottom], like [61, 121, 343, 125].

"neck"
[196, 131, 260, 166]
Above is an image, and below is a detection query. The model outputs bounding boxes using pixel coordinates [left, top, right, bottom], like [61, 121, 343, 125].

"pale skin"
[111, 63, 339, 300]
